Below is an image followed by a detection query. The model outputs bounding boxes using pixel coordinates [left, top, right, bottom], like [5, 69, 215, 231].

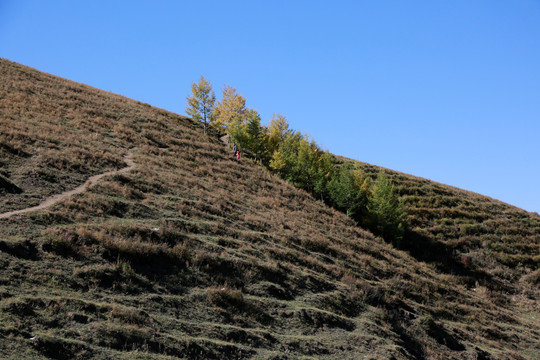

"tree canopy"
[212, 85, 247, 129]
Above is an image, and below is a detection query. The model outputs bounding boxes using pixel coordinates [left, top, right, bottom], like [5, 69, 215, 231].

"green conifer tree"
[244, 110, 268, 163]
[327, 165, 369, 219]
[368, 172, 407, 245]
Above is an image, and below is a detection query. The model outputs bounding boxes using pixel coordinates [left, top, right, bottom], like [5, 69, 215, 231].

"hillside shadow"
[0, 174, 22, 194]
[0, 239, 39, 260]
[399, 230, 504, 290]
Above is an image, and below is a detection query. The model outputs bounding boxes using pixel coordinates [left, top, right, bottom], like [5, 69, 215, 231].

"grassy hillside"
[0, 58, 538, 359]
[352, 160, 539, 290]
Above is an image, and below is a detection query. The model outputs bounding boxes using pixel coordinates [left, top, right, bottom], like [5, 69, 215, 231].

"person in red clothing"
[236, 150, 241, 160]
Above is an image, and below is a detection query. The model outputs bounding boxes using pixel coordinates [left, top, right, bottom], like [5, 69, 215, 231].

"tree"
[267, 113, 291, 157]
[368, 172, 407, 245]
[212, 85, 247, 129]
[243, 110, 268, 163]
[327, 165, 369, 219]
[269, 130, 302, 179]
[185, 76, 215, 134]
[313, 151, 335, 201]
[293, 137, 323, 192]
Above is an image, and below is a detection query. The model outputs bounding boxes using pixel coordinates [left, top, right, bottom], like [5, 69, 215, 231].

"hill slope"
[346, 158, 539, 294]
[0, 58, 538, 359]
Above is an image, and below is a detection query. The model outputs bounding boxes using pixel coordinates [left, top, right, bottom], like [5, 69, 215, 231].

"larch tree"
[327, 165, 369, 219]
[186, 76, 215, 134]
[244, 109, 268, 163]
[269, 130, 302, 180]
[212, 85, 247, 129]
[368, 172, 407, 245]
[267, 113, 290, 158]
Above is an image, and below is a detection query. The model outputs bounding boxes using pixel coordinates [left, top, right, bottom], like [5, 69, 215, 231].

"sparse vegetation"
[0, 59, 538, 359]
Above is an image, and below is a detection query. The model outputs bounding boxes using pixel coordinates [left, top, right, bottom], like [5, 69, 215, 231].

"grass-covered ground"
[1, 58, 539, 359]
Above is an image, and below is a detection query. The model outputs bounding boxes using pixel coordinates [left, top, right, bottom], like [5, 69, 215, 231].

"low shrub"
[522, 269, 540, 285]
[41, 228, 80, 258]
[207, 285, 245, 310]
[296, 308, 355, 331]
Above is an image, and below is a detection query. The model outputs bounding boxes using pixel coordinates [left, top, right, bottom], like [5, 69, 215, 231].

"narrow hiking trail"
[0, 149, 136, 219]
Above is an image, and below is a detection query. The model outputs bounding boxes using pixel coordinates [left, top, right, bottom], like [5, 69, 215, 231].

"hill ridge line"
[0, 149, 135, 219]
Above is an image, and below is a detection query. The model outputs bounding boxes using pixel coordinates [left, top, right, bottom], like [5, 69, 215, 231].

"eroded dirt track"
[0, 149, 135, 219]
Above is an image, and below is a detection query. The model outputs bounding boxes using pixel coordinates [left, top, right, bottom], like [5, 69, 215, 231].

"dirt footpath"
[0, 149, 135, 219]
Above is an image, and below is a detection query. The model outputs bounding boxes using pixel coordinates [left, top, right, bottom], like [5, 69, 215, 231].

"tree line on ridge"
[186, 76, 407, 244]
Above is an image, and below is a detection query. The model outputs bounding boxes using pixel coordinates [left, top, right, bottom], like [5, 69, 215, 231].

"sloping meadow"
[354, 161, 539, 292]
[0, 59, 539, 359]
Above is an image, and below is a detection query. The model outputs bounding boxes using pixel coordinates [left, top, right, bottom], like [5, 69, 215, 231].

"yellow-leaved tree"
[267, 113, 290, 158]
[185, 76, 215, 134]
[212, 85, 247, 129]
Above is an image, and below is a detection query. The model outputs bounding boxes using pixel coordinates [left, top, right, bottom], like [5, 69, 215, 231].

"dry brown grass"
[0, 58, 538, 359]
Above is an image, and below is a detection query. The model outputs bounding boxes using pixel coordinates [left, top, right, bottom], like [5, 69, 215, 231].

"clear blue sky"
[1, 1, 539, 213]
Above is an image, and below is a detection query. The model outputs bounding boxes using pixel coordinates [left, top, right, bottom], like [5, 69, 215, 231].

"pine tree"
[185, 76, 215, 134]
